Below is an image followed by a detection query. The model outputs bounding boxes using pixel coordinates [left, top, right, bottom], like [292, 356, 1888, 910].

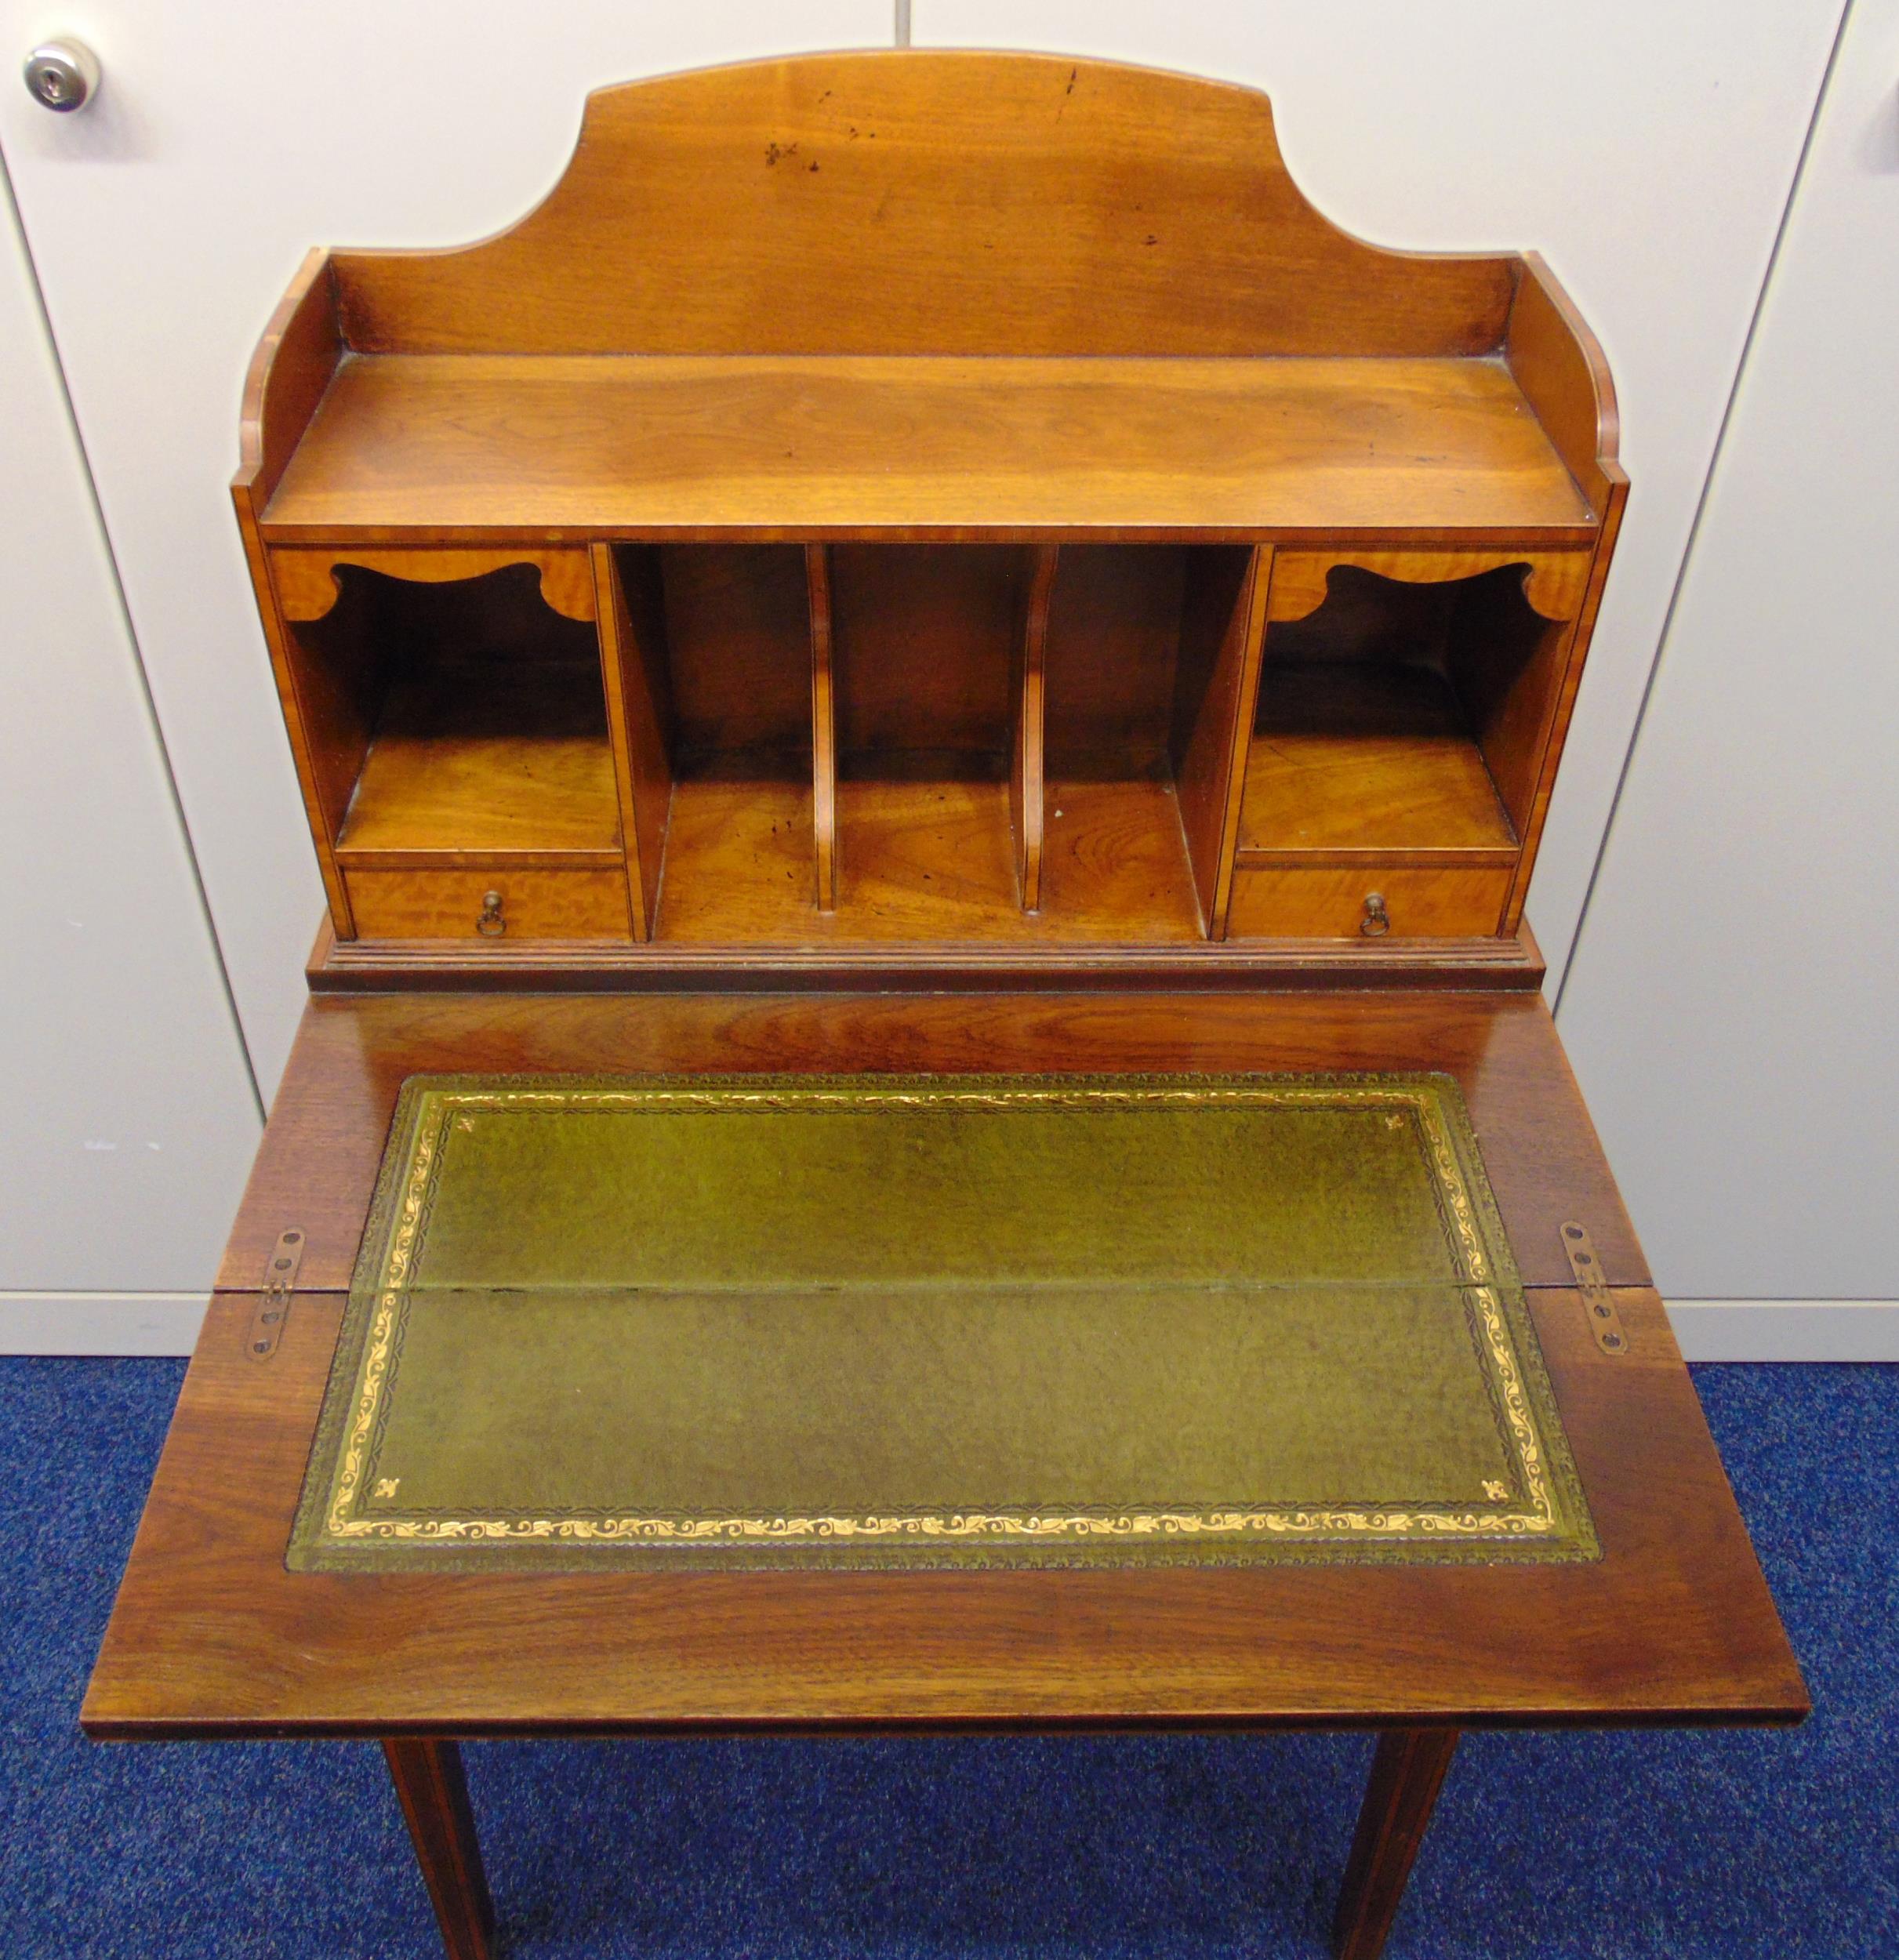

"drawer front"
[343, 868, 633, 941]
[1226, 866, 1511, 940]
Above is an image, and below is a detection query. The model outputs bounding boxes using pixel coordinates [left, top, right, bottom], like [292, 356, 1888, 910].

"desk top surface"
[83, 989, 1804, 1738]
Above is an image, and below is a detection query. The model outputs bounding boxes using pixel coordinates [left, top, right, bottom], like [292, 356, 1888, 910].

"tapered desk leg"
[383, 1739, 497, 1960]
[1332, 1727, 1460, 1960]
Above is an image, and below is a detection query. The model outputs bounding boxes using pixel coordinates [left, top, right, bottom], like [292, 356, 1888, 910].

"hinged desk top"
[83, 990, 1803, 1738]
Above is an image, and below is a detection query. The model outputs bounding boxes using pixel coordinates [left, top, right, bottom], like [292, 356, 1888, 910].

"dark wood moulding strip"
[305, 920, 1547, 993]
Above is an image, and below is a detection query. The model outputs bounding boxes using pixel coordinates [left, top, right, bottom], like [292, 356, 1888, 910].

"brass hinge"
[246, 1229, 305, 1361]
[1560, 1221, 1627, 1355]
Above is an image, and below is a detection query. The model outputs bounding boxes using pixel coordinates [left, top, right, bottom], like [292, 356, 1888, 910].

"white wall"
[0, 0, 896, 1094]
[1557, 0, 1899, 1356]
[914, 1, 1847, 992]
[0, 151, 259, 1352]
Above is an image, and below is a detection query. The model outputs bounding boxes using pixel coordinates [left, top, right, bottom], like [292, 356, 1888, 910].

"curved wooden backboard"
[330, 52, 1517, 358]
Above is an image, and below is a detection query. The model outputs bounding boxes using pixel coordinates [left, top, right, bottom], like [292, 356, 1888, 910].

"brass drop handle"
[1360, 891, 1390, 938]
[477, 889, 507, 937]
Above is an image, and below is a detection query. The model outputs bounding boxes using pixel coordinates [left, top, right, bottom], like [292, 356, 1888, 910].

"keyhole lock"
[24, 41, 100, 113]
[1360, 891, 1390, 938]
[477, 889, 507, 937]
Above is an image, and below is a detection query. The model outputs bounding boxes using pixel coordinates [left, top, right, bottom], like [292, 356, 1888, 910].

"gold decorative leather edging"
[288, 1072, 1598, 1572]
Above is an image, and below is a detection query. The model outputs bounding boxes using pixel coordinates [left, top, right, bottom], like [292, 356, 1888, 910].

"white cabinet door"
[914, 1, 1846, 987]
[0, 165, 260, 1352]
[1556, 0, 1899, 1355]
[0, 1, 894, 1093]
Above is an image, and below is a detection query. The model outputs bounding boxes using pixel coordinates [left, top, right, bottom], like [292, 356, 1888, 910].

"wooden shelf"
[654, 767, 1200, 946]
[1040, 777, 1203, 941]
[1239, 664, 1516, 856]
[828, 771, 1206, 943]
[335, 663, 621, 863]
[830, 766, 1020, 939]
[653, 758, 815, 942]
[263, 354, 1594, 543]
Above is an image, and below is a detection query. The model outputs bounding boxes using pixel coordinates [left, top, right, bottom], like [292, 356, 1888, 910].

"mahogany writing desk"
[85, 53, 1803, 1960]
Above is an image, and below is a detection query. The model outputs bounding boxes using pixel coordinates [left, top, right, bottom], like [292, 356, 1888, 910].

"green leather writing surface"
[289, 1073, 1597, 1570]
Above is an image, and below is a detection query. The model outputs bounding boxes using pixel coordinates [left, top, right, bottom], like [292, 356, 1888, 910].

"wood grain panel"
[1267, 550, 1591, 626]
[1505, 254, 1621, 511]
[832, 771, 1020, 936]
[1502, 476, 1628, 933]
[234, 247, 339, 508]
[260, 354, 1592, 540]
[1447, 579, 1577, 842]
[1173, 548, 1269, 935]
[329, 54, 1515, 360]
[342, 868, 632, 941]
[1240, 667, 1516, 855]
[653, 766, 816, 944]
[1227, 868, 1511, 941]
[331, 665, 620, 862]
[272, 547, 596, 623]
[1039, 779, 1201, 941]
[270, 568, 384, 861]
[658, 545, 810, 759]
[831, 546, 1021, 756]
[236, 498, 356, 935]
[1044, 546, 1186, 774]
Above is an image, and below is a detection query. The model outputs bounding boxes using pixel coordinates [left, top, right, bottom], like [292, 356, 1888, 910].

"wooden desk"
[84, 991, 1804, 1958]
[87, 52, 1801, 1959]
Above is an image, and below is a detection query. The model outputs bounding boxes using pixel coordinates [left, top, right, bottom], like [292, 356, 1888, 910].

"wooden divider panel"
[1172, 548, 1272, 938]
[593, 545, 670, 938]
[806, 546, 838, 912]
[1011, 548, 1058, 911]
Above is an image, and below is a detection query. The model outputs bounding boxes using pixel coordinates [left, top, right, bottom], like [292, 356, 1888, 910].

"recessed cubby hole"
[296, 564, 620, 864]
[1038, 546, 1210, 941]
[616, 544, 820, 942]
[828, 545, 1029, 936]
[1240, 563, 1568, 856]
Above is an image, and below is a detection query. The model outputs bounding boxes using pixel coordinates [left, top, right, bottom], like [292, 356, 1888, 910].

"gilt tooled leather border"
[287, 1072, 1599, 1572]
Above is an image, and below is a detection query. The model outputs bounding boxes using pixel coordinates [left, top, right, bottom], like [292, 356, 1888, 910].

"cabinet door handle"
[477, 889, 507, 937]
[24, 39, 99, 112]
[1360, 891, 1390, 937]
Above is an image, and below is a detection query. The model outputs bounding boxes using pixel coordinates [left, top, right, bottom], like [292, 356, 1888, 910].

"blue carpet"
[0, 1357, 1891, 1958]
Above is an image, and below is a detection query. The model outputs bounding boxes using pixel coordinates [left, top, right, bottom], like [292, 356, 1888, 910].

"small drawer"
[342, 868, 633, 941]
[1226, 866, 1511, 940]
